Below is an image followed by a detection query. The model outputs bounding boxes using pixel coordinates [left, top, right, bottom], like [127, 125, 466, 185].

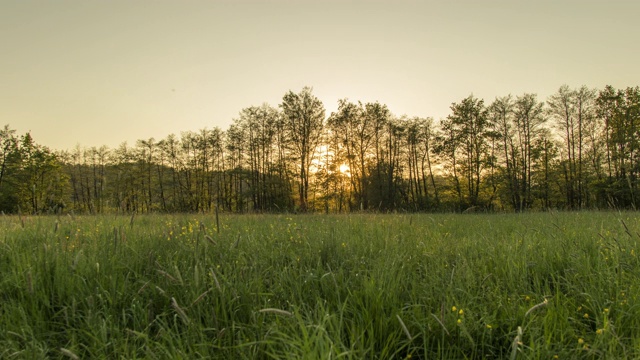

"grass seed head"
[396, 315, 413, 341]
[524, 298, 549, 318]
[60, 348, 79, 360]
[171, 297, 190, 325]
[191, 289, 212, 307]
[258, 308, 293, 317]
[156, 269, 178, 283]
[210, 268, 222, 291]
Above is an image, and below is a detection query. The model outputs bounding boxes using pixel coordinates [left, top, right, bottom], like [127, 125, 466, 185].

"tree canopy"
[6, 85, 640, 214]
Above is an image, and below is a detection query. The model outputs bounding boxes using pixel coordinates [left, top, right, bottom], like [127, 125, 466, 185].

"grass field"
[1, 212, 640, 359]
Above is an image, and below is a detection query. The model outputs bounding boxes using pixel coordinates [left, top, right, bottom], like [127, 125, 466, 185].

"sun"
[311, 145, 351, 176]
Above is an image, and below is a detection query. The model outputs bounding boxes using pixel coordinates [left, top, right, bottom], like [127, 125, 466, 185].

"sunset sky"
[2, 0, 639, 150]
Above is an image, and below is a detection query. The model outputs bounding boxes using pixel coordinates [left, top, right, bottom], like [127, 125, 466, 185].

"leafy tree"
[404, 117, 438, 209]
[488, 95, 518, 209]
[232, 104, 292, 212]
[327, 99, 369, 209]
[0, 125, 21, 212]
[364, 102, 395, 210]
[548, 85, 597, 208]
[2, 131, 68, 214]
[281, 87, 325, 211]
[436, 95, 490, 209]
[595, 86, 640, 207]
[513, 93, 547, 209]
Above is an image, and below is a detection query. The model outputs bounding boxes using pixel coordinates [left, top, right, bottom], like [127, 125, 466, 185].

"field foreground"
[1, 212, 640, 359]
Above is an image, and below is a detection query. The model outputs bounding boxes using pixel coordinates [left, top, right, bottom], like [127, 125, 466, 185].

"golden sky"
[2, 0, 639, 150]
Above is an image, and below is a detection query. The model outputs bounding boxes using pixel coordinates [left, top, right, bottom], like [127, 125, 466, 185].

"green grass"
[1, 211, 640, 359]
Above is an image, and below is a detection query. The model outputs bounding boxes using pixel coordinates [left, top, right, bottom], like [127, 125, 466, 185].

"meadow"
[1, 212, 639, 359]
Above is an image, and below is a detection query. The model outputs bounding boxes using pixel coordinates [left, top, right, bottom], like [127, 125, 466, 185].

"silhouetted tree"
[281, 87, 325, 211]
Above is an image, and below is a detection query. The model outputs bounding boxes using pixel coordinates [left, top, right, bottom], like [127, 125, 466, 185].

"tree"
[364, 102, 394, 210]
[436, 95, 490, 209]
[595, 86, 640, 208]
[231, 104, 291, 212]
[488, 95, 518, 209]
[136, 138, 157, 212]
[280, 87, 325, 211]
[404, 117, 438, 209]
[0, 125, 21, 212]
[513, 93, 547, 209]
[548, 85, 597, 208]
[327, 99, 368, 209]
[6, 132, 67, 214]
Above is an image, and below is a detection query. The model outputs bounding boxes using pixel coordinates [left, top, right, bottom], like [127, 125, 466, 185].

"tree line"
[4, 84, 640, 215]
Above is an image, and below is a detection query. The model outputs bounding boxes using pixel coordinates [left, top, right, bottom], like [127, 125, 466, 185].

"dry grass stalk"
[156, 269, 178, 283]
[524, 298, 549, 318]
[6, 331, 23, 340]
[510, 326, 523, 360]
[259, 308, 293, 317]
[191, 288, 212, 307]
[137, 281, 150, 295]
[209, 268, 222, 291]
[171, 297, 190, 325]
[431, 313, 450, 336]
[60, 348, 80, 360]
[621, 219, 634, 238]
[396, 315, 413, 341]
[205, 235, 216, 246]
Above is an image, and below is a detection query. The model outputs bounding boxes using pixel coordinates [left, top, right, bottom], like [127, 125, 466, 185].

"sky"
[2, 0, 639, 150]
